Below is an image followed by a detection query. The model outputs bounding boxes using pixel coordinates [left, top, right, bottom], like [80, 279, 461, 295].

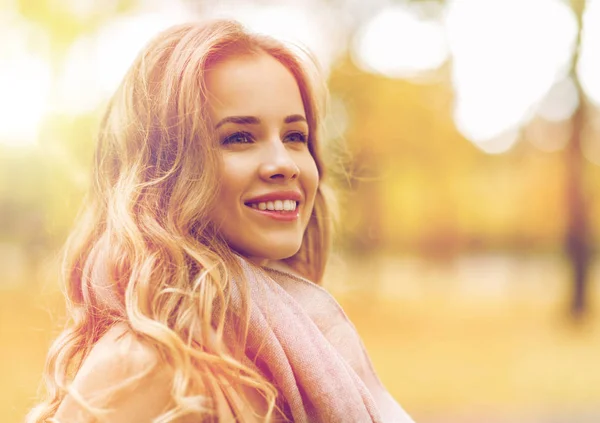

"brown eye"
[284, 131, 308, 143]
[222, 131, 254, 145]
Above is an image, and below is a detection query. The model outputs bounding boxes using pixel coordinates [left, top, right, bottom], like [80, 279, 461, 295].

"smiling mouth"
[244, 200, 298, 212]
[244, 200, 300, 221]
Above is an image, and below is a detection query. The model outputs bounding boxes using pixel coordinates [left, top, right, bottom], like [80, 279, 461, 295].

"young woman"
[28, 19, 415, 423]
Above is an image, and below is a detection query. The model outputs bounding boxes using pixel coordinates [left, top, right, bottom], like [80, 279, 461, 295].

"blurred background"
[1, 0, 599, 422]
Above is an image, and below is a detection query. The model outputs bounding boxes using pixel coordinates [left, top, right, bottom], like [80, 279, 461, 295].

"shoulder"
[53, 323, 178, 423]
[84, 323, 161, 372]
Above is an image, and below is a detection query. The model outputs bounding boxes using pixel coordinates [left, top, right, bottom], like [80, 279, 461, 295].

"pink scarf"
[86, 244, 413, 421]
[228, 258, 415, 423]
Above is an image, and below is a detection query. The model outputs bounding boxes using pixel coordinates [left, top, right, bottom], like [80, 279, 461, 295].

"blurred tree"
[565, 0, 591, 320]
[16, 0, 138, 51]
[2, 0, 596, 299]
[2, 0, 139, 280]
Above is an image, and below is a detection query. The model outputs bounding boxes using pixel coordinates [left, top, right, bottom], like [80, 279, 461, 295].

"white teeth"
[250, 200, 298, 211]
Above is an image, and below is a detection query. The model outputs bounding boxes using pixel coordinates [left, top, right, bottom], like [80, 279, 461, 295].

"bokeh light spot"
[537, 77, 580, 122]
[577, 0, 600, 106]
[446, 0, 578, 153]
[351, 3, 449, 79]
[207, 2, 344, 75]
[0, 18, 52, 146]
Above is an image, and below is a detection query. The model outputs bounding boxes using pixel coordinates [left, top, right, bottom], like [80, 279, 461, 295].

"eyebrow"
[214, 114, 307, 129]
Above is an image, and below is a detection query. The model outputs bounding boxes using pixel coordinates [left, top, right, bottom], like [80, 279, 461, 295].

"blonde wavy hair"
[28, 19, 334, 422]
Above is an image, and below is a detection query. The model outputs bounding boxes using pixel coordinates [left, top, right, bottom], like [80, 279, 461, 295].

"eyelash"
[221, 131, 309, 145]
[222, 131, 254, 145]
[285, 131, 308, 143]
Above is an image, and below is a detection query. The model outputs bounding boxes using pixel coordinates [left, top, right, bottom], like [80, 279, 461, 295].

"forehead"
[205, 52, 306, 119]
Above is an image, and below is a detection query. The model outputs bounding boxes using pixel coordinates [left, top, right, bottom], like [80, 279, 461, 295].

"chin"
[263, 244, 302, 261]
[239, 240, 302, 263]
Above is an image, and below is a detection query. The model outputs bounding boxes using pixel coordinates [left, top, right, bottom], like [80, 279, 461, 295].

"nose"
[258, 141, 299, 182]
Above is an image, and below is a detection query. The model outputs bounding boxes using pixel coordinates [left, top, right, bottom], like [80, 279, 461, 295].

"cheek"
[298, 154, 319, 217]
[218, 155, 248, 198]
[209, 161, 244, 226]
[303, 155, 319, 196]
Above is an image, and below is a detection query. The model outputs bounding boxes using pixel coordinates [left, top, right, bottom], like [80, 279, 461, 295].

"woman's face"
[205, 52, 319, 265]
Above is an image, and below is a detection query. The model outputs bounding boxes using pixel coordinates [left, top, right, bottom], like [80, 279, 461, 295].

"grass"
[2, 257, 600, 422]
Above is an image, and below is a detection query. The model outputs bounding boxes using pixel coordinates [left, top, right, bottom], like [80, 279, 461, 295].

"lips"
[248, 207, 299, 221]
[244, 190, 302, 221]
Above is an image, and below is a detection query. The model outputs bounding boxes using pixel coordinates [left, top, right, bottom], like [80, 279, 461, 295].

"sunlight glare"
[208, 2, 344, 74]
[0, 19, 52, 146]
[63, 0, 120, 20]
[54, 36, 103, 114]
[475, 130, 520, 155]
[454, 103, 521, 154]
[577, 0, 600, 106]
[95, 12, 189, 98]
[445, 0, 578, 153]
[0, 55, 52, 146]
[351, 2, 449, 78]
[536, 77, 579, 122]
[55, 5, 191, 113]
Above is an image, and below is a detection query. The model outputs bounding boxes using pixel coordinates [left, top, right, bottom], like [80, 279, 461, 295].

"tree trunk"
[566, 0, 590, 320]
